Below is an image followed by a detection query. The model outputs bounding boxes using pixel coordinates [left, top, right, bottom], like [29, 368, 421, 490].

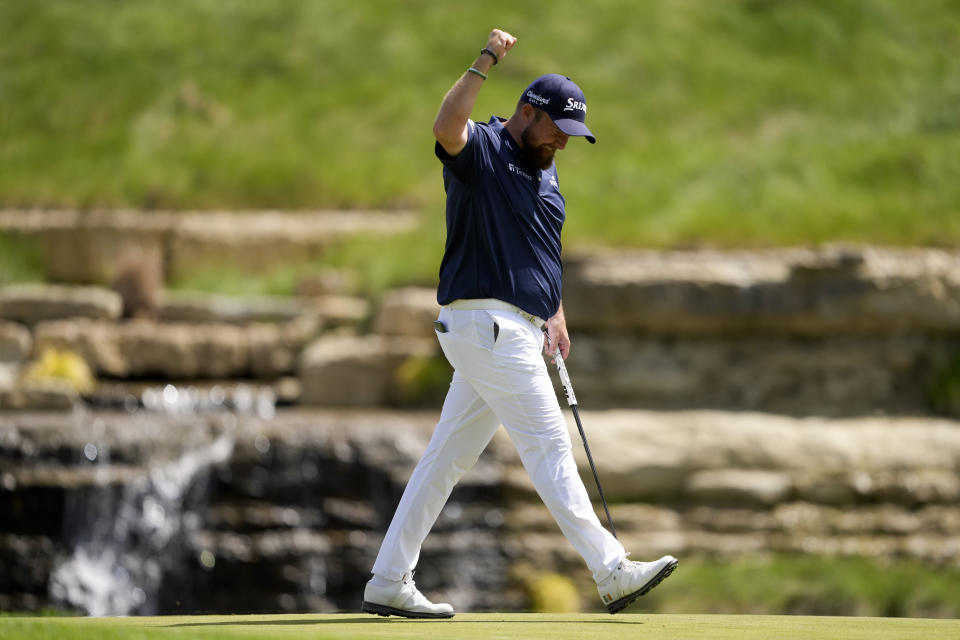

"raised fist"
[486, 29, 517, 61]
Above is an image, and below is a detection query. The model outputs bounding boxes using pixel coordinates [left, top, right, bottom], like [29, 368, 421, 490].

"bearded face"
[519, 110, 562, 171]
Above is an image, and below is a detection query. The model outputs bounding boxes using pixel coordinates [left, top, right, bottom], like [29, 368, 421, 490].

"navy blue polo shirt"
[435, 116, 565, 321]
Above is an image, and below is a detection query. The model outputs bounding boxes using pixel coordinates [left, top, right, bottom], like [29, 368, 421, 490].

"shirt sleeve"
[434, 119, 484, 183]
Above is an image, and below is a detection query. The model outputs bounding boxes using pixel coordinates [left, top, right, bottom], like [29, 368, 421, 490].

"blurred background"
[2, 0, 960, 618]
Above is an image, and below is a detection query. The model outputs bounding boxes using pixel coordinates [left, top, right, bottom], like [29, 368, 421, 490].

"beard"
[520, 126, 556, 171]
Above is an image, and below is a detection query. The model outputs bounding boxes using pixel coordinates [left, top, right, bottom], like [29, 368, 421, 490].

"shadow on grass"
[168, 617, 644, 627]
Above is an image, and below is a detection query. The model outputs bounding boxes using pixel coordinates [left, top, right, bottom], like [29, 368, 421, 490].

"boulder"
[296, 270, 356, 298]
[248, 318, 323, 380]
[685, 469, 793, 507]
[563, 410, 960, 505]
[298, 335, 437, 406]
[30, 210, 170, 284]
[0, 322, 32, 362]
[563, 247, 960, 335]
[868, 469, 960, 507]
[0, 285, 122, 325]
[373, 287, 440, 338]
[0, 381, 77, 411]
[0, 364, 16, 394]
[551, 247, 960, 416]
[34, 319, 243, 379]
[159, 292, 308, 324]
[111, 247, 164, 319]
[0, 209, 418, 285]
[306, 296, 370, 329]
[563, 334, 957, 416]
[32, 319, 309, 380]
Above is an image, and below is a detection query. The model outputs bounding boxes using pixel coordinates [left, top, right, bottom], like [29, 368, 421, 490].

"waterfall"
[49, 433, 234, 616]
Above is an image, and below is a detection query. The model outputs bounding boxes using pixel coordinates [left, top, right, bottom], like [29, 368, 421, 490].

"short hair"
[514, 100, 545, 120]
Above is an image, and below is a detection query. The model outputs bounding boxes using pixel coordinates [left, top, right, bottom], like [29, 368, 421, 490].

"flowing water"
[44, 383, 268, 615]
[48, 433, 235, 615]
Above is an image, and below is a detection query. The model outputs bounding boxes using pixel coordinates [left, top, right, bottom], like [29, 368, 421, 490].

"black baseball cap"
[520, 74, 596, 144]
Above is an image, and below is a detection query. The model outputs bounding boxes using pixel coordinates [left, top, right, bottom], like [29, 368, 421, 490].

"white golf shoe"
[597, 555, 678, 614]
[362, 572, 455, 619]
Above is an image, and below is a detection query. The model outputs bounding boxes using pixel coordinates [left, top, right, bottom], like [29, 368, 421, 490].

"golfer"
[363, 28, 677, 618]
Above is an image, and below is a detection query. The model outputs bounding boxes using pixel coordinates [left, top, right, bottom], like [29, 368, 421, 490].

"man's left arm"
[544, 302, 570, 361]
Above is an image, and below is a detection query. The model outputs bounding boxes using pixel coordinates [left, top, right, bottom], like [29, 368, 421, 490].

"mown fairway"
[2, 614, 960, 640]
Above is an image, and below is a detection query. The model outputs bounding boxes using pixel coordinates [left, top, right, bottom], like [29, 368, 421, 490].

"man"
[362, 28, 677, 618]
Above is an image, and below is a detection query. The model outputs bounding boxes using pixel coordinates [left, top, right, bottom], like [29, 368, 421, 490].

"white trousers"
[371, 305, 625, 584]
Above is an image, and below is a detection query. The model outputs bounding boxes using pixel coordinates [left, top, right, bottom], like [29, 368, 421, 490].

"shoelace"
[399, 572, 434, 608]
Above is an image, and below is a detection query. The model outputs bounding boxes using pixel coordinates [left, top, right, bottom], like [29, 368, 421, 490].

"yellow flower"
[22, 347, 95, 395]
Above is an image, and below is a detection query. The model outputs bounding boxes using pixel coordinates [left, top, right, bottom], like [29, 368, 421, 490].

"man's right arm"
[433, 29, 517, 157]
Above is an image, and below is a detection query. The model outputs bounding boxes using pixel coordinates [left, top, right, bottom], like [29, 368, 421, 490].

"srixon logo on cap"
[564, 98, 587, 113]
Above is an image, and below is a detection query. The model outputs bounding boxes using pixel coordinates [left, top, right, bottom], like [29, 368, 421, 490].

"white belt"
[446, 298, 546, 329]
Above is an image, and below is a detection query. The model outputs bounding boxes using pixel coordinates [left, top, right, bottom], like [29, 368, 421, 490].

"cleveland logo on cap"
[526, 91, 551, 106]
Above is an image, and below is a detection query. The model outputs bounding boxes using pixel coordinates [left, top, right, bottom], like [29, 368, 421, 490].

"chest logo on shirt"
[508, 162, 533, 181]
[549, 175, 559, 188]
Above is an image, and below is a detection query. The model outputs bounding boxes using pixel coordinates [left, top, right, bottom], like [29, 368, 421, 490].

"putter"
[552, 349, 618, 540]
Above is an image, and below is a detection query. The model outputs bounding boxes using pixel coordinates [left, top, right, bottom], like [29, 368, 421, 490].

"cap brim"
[553, 118, 596, 144]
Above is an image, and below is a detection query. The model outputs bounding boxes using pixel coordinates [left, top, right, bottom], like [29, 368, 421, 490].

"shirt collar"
[489, 116, 514, 151]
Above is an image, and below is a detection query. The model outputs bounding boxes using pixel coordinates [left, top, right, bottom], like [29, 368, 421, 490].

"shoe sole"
[361, 601, 455, 619]
[605, 558, 678, 615]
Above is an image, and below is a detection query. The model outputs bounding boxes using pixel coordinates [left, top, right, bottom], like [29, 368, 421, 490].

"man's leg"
[476, 343, 679, 612]
[364, 310, 503, 618]
[370, 371, 501, 581]
[470, 315, 625, 582]
[453, 309, 677, 611]
[439, 309, 625, 582]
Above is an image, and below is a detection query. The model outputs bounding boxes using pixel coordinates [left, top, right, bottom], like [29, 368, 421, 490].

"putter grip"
[554, 354, 578, 406]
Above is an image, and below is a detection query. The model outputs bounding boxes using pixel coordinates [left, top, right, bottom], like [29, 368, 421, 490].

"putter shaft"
[554, 353, 618, 540]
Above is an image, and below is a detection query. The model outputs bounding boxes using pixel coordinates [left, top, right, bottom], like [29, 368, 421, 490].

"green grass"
[2, 613, 959, 640]
[168, 223, 445, 296]
[525, 553, 960, 619]
[2, 0, 959, 250]
[0, 232, 45, 285]
[3, 555, 960, 636]
[639, 554, 960, 618]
